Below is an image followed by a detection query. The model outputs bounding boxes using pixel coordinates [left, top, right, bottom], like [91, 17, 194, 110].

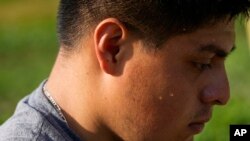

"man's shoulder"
[0, 101, 43, 140]
[0, 97, 39, 139]
[0, 96, 63, 141]
[0, 82, 78, 141]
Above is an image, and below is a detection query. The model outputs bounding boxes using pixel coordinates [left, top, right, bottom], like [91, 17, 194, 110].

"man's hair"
[57, 0, 250, 48]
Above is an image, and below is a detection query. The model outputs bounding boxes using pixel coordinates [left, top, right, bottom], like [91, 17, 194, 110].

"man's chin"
[185, 136, 194, 141]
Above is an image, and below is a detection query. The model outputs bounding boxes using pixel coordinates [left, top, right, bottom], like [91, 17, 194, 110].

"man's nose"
[200, 72, 230, 105]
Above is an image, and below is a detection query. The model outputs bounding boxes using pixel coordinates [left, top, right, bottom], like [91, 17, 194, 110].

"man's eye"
[193, 62, 212, 71]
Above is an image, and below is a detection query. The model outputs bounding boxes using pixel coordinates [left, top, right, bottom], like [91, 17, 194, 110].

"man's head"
[47, 1, 250, 141]
[57, 0, 249, 48]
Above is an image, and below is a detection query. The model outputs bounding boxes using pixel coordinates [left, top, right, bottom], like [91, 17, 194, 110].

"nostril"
[213, 100, 223, 105]
[216, 92, 230, 105]
[200, 86, 230, 105]
[200, 87, 213, 104]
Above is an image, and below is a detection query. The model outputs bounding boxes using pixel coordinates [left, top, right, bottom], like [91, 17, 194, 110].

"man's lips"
[188, 113, 212, 134]
[188, 123, 205, 134]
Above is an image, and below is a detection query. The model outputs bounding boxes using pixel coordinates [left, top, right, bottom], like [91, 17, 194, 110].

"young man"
[0, 0, 249, 141]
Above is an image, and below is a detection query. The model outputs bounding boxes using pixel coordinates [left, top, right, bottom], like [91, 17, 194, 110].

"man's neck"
[45, 53, 119, 141]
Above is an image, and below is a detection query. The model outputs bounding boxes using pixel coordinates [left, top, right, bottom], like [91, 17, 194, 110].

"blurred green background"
[0, 0, 249, 140]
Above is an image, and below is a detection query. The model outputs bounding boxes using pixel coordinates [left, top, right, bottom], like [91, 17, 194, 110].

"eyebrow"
[199, 44, 236, 58]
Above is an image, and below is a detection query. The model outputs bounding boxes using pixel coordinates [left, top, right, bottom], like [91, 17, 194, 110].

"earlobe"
[94, 18, 127, 75]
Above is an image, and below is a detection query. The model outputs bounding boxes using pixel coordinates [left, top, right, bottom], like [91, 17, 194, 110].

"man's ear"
[94, 18, 127, 75]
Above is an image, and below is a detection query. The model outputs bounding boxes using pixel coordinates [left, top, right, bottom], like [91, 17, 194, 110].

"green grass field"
[0, 1, 250, 140]
[0, 0, 59, 122]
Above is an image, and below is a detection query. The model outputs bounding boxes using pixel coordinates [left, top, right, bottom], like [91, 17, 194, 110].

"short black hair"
[57, 0, 250, 48]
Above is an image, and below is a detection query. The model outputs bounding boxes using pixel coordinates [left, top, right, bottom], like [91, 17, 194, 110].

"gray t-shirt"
[0, 81, 82, 141]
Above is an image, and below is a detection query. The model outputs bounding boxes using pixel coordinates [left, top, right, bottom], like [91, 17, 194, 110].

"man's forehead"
[197, 44, 236, 58]
[197, 19, 235, 34]
[192, 20, 235, 45]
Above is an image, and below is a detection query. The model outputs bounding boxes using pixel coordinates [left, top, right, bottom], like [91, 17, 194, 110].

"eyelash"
[193, 62, 212, 71]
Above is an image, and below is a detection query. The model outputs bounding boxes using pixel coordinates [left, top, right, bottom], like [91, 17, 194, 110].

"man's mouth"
[188, 121, 206, 134]
[188, 112, 212, 134]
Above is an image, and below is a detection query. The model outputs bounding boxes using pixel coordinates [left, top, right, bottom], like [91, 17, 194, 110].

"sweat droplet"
[159, 96, 163, 100]
[170, 93, 174, 97]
